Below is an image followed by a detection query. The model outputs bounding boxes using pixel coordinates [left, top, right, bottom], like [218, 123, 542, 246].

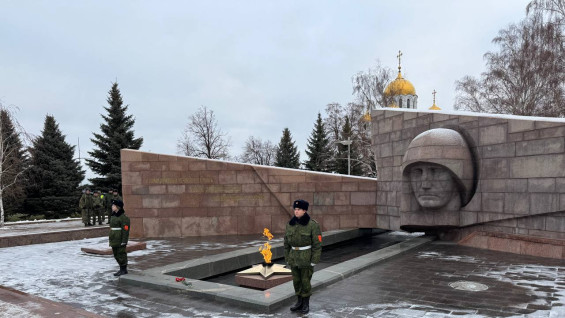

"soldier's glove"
[311, 263, 316, 267]
[120, 242, 127, 246]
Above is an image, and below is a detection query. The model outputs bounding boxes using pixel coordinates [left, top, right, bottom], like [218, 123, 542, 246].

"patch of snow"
[416, 251, 481, 263]
[0, 237, 294, 317]
[414, 250, 565, 318]
[0, 300, 42, 318]
[388, 231, 425, 237]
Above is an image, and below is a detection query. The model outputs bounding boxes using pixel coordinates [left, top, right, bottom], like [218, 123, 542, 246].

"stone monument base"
[235, 273, 293, 290]
[81, 241, 147, 255]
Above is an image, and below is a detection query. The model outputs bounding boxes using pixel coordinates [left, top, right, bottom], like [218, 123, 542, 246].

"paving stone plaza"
[2, 221, 565, 317]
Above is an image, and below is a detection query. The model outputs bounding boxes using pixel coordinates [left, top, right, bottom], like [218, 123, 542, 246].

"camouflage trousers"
[81, 209, 92, 224]
[291, 266, 314, 297]
[112, 246, 128, 266]
[93, 209, 104, 224]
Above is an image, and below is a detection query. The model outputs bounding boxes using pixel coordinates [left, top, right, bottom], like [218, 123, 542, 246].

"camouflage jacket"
[102, 193, 112, 211]
[92, 196, 104, 211]
[79, 193, 93, 210]
[109, 209, 131, 247]
[284, 213, 322, 268]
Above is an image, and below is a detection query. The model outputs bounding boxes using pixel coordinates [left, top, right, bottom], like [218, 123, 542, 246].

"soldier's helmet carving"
[402, 128, 475, 207]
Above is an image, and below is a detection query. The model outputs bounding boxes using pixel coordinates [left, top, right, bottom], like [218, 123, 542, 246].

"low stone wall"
[121, 150, 378, 238]
[0, 227, 108, 248]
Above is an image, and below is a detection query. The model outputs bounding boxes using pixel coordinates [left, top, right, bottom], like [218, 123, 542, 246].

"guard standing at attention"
[284, 199, 322, 314]
[109, 200, 130, 276]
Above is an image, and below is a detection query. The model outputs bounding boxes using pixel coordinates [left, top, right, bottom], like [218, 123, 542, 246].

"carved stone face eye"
[411, 168, 423, 178]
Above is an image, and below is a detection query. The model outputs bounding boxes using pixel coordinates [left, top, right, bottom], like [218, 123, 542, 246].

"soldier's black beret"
[293, 199, 309, 211]
[112, 200, 124, 208]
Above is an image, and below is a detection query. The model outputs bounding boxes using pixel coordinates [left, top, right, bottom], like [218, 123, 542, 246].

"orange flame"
[260, 228, 274, 263]
[263, 228, 274, 240]
[259, 242, 272, 263]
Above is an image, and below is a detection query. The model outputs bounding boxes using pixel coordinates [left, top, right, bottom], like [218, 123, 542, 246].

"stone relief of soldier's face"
[409, 163, 458, 209]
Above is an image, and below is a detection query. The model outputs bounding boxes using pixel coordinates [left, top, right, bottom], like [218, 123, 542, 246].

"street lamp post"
[336, 137, 352, 175]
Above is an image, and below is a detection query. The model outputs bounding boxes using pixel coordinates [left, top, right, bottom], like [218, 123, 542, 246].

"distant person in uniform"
[112, 189, 123, 202]
[109, 199, 130, 276]
[92, 190, 104, 225]
[284, 199, 322, 314]
[79, 188, 93, 227]
[103, 189, 113, 224]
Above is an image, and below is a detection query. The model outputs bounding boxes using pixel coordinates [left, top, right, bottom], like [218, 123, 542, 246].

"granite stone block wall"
[121, 150, 377, 238]
[372, 108, 565, 242]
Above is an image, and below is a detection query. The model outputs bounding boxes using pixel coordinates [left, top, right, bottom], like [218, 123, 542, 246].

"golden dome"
[384, 72, 416, 96]
[362, 111, 372, 122]
[429, 103, 441, 110]
[429, 90, 441, 110]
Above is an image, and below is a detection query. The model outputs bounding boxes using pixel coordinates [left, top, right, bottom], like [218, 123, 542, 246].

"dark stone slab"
[120, 231, 434, 312]
[81, 241, 147, 255]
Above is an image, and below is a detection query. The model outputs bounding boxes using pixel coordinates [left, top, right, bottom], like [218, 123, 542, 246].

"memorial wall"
[120, 150, 377, 238]
[372, 109, 565, 258]
[120, 108, 565, 258]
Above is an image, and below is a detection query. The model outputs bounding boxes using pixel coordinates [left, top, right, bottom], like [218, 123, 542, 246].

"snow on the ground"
[0, 237, 289, 318]
[4, 217, 80, 225]
[416, 251, 565, 318]
[0, 300, 42, 318]
[387, 231, 426, 237]
[2, 235, 564, 317]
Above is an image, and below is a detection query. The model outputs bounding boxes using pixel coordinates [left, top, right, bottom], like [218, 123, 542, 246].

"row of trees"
[8, 1, 557, 224]
[176, 103, 376, 177]
[0, 82, 143, 225]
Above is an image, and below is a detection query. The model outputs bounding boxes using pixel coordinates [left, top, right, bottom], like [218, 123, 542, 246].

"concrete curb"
[0, 227, 109, 249]
[120, 230, 434, 312]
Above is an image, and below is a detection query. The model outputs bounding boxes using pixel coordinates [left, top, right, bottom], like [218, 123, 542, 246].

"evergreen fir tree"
[26, 115, 85, 218]
[335, 116, 363, 175]
[87, 82, 143, 191]
[304, 113, 332, 172]
[0, 110, 28, 219]
[274, 128, 300, 169]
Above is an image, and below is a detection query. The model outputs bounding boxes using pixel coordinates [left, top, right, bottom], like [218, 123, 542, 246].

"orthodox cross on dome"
[432, 89, 437, 104]
[397, 50, 403, 73]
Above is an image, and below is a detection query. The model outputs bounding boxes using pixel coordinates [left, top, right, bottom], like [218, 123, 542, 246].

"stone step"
[81, 241, 147, 255]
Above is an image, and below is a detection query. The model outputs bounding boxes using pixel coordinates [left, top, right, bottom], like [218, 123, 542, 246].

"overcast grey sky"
[0, 0, 530, 182]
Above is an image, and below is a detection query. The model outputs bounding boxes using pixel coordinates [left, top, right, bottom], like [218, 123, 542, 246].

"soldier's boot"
[289, 296, 303, 312]
[120, 265, 128, 276]
[300, 296, 310, 314]
[113, 267, 122, 276]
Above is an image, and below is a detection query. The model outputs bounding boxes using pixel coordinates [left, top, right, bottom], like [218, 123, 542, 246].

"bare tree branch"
[177, 106, 231, 160]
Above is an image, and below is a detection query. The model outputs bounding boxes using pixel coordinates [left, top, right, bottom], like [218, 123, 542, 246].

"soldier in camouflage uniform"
[92, 190, 104, 225]
[284, 199, 322, 314]
[103, 190, 113, 224]
[111, 189, 123, 202]
[109, 199, 130, 276]
[79, 188, 94, 226]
